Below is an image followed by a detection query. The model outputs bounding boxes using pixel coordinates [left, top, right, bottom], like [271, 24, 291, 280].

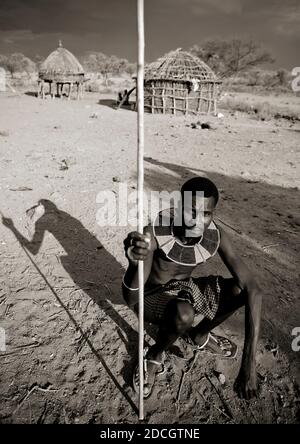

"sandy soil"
[0, 91, 299, 424]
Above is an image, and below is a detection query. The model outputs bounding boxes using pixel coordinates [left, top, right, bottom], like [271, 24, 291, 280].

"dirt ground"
[0, 91, 299, 424]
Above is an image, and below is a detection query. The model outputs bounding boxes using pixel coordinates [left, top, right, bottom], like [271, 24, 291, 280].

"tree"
[81, 52, 135, 81]
[2, 53, 36, 77]
[107, 55, 131, 75]
[190, 39, 274, 78]
[276, 69, 288, 86]
[81, 52, 106, 73]
[0, 54, 8, 70]
[33, 54, 45, 70]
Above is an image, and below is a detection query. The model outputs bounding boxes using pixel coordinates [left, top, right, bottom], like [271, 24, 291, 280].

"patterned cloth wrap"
[144, 275, 223, 323]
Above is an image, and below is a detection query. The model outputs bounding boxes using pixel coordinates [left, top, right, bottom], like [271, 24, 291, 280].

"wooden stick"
[262, 243, 280, 250]
[215, 216, 242, 235]
[137, 0, 145, 421]
[204, 373, 233, 420]
[176, 350, 200, 406]
[0, 342, 40, 358]
[12, 384, 59, 416]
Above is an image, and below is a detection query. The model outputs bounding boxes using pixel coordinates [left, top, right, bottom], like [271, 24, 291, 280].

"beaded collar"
[153, 208, 220, 266]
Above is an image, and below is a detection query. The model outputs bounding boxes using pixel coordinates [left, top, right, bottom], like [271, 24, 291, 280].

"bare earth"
[0, 91, 299, 424]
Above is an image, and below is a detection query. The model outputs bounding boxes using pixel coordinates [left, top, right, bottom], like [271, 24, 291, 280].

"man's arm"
[122, 225, 156, 308]
[2, 216, 45, 255]
[218, 226, 262, 399]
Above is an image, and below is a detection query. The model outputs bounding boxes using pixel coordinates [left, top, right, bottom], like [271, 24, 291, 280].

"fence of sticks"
[143, 49, 221, 116]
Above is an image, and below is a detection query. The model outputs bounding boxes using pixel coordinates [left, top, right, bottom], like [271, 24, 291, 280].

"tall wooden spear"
[137, 0, 145, 421]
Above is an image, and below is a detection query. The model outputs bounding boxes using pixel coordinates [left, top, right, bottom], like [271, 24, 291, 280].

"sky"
[0, 0, 299, 69]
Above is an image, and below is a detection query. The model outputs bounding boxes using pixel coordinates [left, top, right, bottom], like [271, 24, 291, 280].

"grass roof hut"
[38, 41, 85, 99]
[143, 49, 221, 115]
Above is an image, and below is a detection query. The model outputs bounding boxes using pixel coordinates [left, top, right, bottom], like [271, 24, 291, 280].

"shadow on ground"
[2, 200, 145, 410]
[25, 91, 38, 97]
[98, 99, 134, 111]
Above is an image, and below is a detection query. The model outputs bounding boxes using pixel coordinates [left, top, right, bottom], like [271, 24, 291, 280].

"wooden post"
[173, 82, 176, 115]
[185, 91, 188, 115]
[40, 80, 45, 99]
[137, 0, 145, 421]
[198, 87, 202, 113]
[213, 83, 217, 115]
[151, 82, 154, 114]
[208, 83, 211, 114]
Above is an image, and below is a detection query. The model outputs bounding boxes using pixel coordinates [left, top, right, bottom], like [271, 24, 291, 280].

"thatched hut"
[143, 49, 221, 115]
[38, 41, 84, 99]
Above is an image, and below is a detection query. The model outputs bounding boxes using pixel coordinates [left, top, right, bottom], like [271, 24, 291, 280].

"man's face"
[182, 194, 215, 237]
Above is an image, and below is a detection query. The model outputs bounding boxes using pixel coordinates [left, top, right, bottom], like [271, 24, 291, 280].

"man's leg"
[189, 278, 246, 347]
[148, 298, 195, 358]
[140, 298, 195, 396]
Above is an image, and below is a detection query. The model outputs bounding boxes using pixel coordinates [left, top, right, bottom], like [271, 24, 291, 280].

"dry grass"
[220, 95, 300, 121]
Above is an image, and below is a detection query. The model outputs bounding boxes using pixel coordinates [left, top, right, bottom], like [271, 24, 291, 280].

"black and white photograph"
[0, 0, 299, 426]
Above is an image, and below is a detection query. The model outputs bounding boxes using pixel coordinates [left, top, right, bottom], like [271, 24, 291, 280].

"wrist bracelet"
[122, 276, 139, 291]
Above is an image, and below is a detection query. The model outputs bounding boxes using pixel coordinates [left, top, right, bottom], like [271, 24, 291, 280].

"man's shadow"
[2, 199, 146, 387]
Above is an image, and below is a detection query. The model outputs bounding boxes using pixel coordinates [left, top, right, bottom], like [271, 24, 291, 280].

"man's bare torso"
[145, 232, 198, 289]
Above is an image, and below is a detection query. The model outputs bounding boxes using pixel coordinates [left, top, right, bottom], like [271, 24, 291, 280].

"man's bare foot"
[133, 349, 165, 398]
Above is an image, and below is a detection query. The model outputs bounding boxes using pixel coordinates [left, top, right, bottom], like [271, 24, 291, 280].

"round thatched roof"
[39, 41, 84, 82]
[144, 48, 218, 83]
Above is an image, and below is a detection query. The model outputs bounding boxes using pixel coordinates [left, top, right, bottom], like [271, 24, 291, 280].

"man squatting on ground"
[122, 177, 262, 399]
